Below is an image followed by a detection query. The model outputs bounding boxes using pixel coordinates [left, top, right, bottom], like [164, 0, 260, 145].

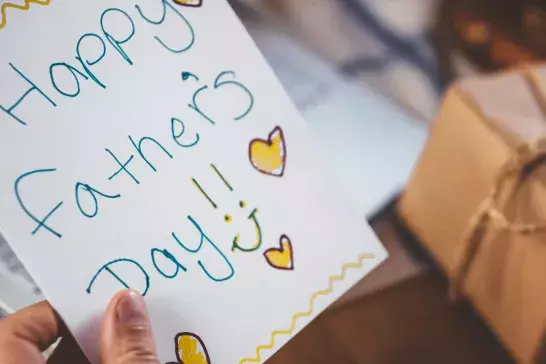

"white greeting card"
[0, 1, 387, 363]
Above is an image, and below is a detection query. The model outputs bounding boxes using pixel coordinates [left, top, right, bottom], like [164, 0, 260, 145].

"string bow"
[450, 140, 546, 300]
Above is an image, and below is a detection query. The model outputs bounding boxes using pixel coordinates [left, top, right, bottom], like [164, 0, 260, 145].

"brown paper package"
[398, 66, 546, 364]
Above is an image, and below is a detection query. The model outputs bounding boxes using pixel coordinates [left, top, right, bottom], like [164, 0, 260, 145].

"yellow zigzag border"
[0, 0, 51, 30]
[239, 253, 376, 364]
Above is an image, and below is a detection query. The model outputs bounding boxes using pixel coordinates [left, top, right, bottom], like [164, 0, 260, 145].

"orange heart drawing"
[173, 0, 203, 7]
[264, 235, 294, 270]
[249, 126, 287, 177]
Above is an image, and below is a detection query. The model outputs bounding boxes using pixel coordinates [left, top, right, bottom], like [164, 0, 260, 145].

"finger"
[100, 289, 159, 364]
[0, 301, 60, 351]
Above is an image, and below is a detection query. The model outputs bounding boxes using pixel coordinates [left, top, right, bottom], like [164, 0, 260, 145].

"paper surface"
[0, 1, 387, 363]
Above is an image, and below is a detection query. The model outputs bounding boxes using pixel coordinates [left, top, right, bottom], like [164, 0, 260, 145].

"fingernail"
[116, 290, 149, 326]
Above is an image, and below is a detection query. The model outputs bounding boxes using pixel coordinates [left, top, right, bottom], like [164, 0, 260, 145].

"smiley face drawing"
[191, 164, 262, 253]
[181, 70, 254, 125]
[172, 0, 203, 7]
[167, 332, 211, 364]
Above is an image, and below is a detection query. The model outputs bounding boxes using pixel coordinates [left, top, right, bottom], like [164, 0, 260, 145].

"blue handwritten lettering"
[105, 148, 140, 185]
[49, 62, 89, 98]
[214, 71, 254, 121]
[1, 63, 57, 126]
[86, 258, 150, 296]
[181, 71, 199, 82]
[135, 0, 195, 54]
[14, 169, 64, 238]
[151, 248, 187, 279]
[0, 1, 265, 296]
[76, 33, 107, 89]
[187, 71, 255, 125]
[75, 182, 121, 218]
[101, 8, 136, 66]
[129, 135, 174, 172]
[172, 216, 234, 283]
[188, 85, 214, 125]
[171, 117, 200, 148]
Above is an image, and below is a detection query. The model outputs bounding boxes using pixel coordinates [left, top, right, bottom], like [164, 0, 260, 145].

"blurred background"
[234, 0, 546, 119]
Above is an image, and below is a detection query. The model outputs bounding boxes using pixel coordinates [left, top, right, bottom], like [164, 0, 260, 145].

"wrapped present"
[398, 65, 546, 364]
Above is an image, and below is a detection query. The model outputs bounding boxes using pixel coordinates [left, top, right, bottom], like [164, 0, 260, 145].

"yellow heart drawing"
[264, 235, 294, 270]
[249, 126, 286, 177]
[173, 0, 203, 7]
[168, 332, 211, 364]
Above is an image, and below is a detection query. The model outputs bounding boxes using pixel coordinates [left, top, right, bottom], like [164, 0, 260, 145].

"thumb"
[100, 290, 159, 364]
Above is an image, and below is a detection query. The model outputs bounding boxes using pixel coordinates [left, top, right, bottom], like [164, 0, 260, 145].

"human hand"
[0, 289, 159, 364]
[100, 290, 160, 364]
